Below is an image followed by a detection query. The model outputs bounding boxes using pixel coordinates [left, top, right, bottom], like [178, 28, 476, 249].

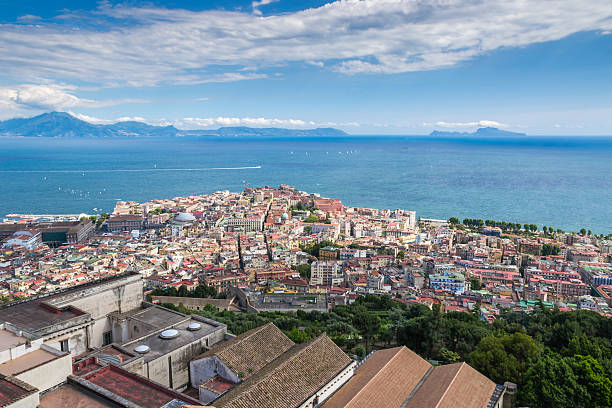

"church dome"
[174, 212, 196, 223]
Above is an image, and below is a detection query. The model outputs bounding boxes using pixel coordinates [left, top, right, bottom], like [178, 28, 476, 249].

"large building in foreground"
[190, 322, 356, 408]
[0, 272, 144, 356]
[0, 273, 229, 391]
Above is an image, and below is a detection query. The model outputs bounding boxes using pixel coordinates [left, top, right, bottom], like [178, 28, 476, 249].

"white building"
[310, 261, 344, 287]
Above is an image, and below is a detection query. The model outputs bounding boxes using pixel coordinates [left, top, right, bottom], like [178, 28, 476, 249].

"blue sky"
[1, 0, 611, 134]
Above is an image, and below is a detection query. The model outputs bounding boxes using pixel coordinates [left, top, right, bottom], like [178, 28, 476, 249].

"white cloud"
[17, 14, 41, 22]
[68, 112, 147, 124]
[175, 116, 317, 129]
[0, 84, 89, 111]
[0, 84, 148, 116]
[306, 61, 325, 67]
[252, 0, 279, 15]
[252, 0, 278, 7]
[0, 1, 610, 86]
[435, 120, 508, 128]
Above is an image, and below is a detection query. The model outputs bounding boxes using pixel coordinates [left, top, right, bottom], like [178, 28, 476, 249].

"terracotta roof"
[193, 323, 294, 380]
[403, 362, 496, 408]
[214, 334, 352, 408]
[83, 365, 199, 408]
[0, 374, 38, 407]
[321, 346, 431, 408]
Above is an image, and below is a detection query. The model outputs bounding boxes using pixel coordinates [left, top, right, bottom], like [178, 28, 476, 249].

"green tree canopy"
[521, 352, 612, 408]
[469, 332, 541, 385]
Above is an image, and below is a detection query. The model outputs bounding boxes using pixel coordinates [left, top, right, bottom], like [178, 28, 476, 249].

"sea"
[1, 135, 611, 234]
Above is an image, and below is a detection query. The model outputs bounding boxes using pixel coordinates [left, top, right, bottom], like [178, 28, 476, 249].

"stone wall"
[151, 295, 234, 311]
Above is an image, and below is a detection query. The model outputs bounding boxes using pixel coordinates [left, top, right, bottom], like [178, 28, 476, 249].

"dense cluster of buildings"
[2, 184, 611, 320]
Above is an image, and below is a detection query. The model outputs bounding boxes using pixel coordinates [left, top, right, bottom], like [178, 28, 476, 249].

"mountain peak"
[0, 111, 178, 138]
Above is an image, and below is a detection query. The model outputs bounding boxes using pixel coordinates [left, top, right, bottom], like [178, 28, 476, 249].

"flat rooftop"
[0, 298, 86, 335]
[120, 305, 188, 340]
[82, 366, 197, 408]
[0, 329, 28, 351]
[39, 383, 122, 408]
[122, 318, 221, 362]
[0, 348, 61, 376]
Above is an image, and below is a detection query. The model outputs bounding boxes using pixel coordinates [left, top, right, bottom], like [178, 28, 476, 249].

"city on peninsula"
[0, 184, 610, 408]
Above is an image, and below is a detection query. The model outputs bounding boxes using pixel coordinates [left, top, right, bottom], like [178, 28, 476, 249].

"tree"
[439, 347, 461, 363]
[304, 214, 319, 223]
[292, 264, 311, 280]
[562, 335, 612, 379]
[570, 355, 612, 408]
[469, 332, 541, 385]
[580, 228, 587, 235]
[468, 277, 482, 291]
[355, 346, 366, 359]
[177, 284, 189, 297]
[541, 244, 560, 256]
[521, 352, 611, 408]
[449, 217, 460, 225]
[285, 327, 311, 344]
[353, 311, 380, 353]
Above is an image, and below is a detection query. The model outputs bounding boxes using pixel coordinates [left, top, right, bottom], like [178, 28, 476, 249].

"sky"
[0, 0, 611, 135]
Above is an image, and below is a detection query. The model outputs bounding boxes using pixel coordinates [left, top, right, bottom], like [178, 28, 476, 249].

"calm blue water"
[1, 136, 611, 234]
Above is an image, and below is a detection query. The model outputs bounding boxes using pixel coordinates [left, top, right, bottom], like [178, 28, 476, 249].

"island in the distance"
[429, 127, 527, 137]
[0, 111, 348, 138]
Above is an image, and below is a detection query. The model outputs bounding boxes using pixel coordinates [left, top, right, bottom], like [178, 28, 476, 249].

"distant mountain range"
[0, 112, 530, 139]
[429, 127, 527, 137]
[0, 112, 349, 138]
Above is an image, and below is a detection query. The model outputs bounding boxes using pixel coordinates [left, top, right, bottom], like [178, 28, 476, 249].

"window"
[60, 339, 69, 352]
[103, 331, 112, 346]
